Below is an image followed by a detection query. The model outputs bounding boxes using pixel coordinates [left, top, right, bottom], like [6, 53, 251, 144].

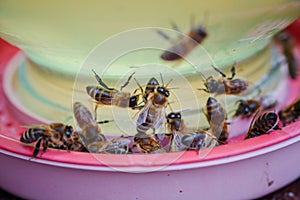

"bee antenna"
[196, 69, 207, 82]
[165, 79, 173, 87]
[168, 87, 179, 90]
[130, 65, 140, 69]
[133, 78, 143, 93]
[190, 14, 196, 29]
[91, 69, 113, 90]
[167, 102, 174, 112]
[160, 73, 164, 86]
[97, 120, 114, 124]
[202, 10, 210, 27]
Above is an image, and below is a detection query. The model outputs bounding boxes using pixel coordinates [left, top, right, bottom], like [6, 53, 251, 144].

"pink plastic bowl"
[1, 20, 300, 200]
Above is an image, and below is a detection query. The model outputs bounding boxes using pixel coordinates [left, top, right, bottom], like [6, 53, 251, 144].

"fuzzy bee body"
[102, 137, 132, 154]
[234, 94, 277, 118]
[181, 131, 218, 150]
[86, 86, 139, 108]
[73, 102, 107, 153]
[134, 132, 162, 153]
[278, 98, 300, 126]
[167, 112, 219, 151]
[143, 77, 160, 101]
[245, 112, 280, 139]
[20, 123, 80, 157]
[274, 31, 298, 79]
[199, 64, 248, 95]
[205, 97, 228, 142]
[136, 86, 170, 134]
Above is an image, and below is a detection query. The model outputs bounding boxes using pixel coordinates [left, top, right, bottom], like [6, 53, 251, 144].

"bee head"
[167, 112, 181, 120]
[167, 112, 183, 131]
[156, 86, 170, 97]
[267, 112, 278, 122]
[236, 100, 250, 115]
[196, 26, 207, 38]
[65, 125, 73, 138]
[129, 95, 138, 107]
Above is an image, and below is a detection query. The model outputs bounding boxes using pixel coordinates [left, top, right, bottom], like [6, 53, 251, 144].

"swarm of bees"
[19, 21, 299, 157]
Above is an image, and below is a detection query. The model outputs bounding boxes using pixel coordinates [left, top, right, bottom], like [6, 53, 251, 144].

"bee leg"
[170, 20, 184, 39]
[42, 138, 49, 154]
[33, 137, 43, 157]
[94, 104, 99, 121]
[197, 88, 210, 93]
[156, 30, 176, 45]
[211, 65, 226, 78]
[92, 69, 113, 90]
[97, 119, 113, 124]
[201, 108, 209, 121]
[120, 72, 135, 91]
[228, 64, 236, 80]
[152, 128, 156, 135]
[274, 124, 281, 130]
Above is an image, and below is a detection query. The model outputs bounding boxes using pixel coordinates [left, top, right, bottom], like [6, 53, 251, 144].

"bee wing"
[22, 124, 51, 130]
[153, 106, 166, 129]
[246, 109, 263, 134]
[73, 102, 97, 128]
[136, 100, 152, 126]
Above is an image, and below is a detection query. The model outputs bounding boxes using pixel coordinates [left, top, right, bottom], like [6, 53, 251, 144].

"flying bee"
[20, 123, 79, 157]
[278, 98, 300, 126]
[101, 136, 132, 154]
[133, 132, 162, 153]
[136, 74, 171, 134]
[158, 17, 207, 61]
[274, 31, 298, 79]
[86, 70, 142, 118]
[245, 111, 280, 139]
[234, 94, 277, 118]
[166, 112, 219, 152]
[198, 64, 248, 95]
[73, 102, 107, 153]
[204, 97, 229, 142]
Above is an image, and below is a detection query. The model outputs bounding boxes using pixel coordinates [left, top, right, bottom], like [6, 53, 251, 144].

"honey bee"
[20, 123, 81, 157]
[133, 132, 162, 153]
[198, 64, 248, 95]
[274, 31, 298, 79]
[73, 102, 107, 153]
[204, 97, 229, 142]
[136, 75, 171, 134]
[86, 70, 142, 118]
[234, 94, 277, 118]
[101, 136, 132, 154]
[166, 112, 219, 151]
[245, 111, 280, 139]
[278, 98, 300, 126]
[181, 131, 219, 151]
[158, 19, 207, 61]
